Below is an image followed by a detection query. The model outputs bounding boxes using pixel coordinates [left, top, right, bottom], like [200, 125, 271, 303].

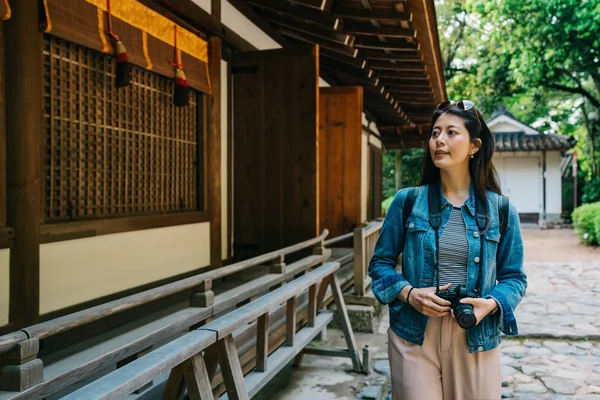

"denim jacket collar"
[437, 180, 476, 217]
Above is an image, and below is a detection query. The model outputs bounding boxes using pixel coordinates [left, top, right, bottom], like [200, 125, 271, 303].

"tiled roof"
[494, 131, 575, 152]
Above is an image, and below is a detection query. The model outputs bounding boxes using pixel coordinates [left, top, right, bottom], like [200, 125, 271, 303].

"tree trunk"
[395, 150, 403, 191]
[582, 101, 597, 178]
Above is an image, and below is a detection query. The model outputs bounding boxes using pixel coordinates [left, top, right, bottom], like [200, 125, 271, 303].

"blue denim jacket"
[369, 183, 527, 353]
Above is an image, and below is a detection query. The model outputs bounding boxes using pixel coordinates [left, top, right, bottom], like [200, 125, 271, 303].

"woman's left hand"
[456, 298, 499, 325]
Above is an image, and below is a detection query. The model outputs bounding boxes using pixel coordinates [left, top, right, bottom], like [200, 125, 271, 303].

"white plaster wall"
[369, 134, 382, 150]
[319, 77, 330, 87]
[222, 2, 281, 50]
[221, 60, 229, 261]
[361, 132, 369, 223]
[0, 249, 9, 326]
[40, 223, 211, 314]
[495, 153, 542, 214]
[546, 151, 563, 215]
[190, 0, 211, 12]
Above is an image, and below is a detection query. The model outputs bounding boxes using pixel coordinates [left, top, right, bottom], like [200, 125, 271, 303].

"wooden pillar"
[208, 36, 222, 269]
[5, 0, 43, 328]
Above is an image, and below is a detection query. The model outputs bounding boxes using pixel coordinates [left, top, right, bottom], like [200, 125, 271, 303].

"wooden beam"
[257, 9, 350, 44]
[6, 0, 42, 328]
[361, 50, 422, 62]
[280, 28, 358, 58]
[320, 48, 367, 69]
[287, 0, 328, 10]
[355, 38, 418, 51]
[368, 60, 424, 70]
[208, 37, 222, 270]
[212, 0, 221, 20]
[153, 0, 255, 51]
[346, 23, 414, 38]
[248, 0, 340, 29]
[332, 5, 411, 21]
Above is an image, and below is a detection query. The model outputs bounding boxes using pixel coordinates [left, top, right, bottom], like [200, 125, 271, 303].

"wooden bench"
[0, 232, 332, 399]
[63, 261, 362, 399]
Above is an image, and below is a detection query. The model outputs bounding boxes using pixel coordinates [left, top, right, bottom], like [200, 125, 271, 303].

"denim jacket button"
[474, 256, 480, 263]
[477, 346, 483, 352]
[474, 232, 480, 238]
[409, 223, 415, 228]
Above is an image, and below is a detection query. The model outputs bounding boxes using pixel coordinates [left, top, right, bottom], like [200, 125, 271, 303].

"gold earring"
[470, 152, 475, 159]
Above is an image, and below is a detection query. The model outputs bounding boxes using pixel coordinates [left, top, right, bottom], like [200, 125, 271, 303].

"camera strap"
[429, 183, 486, 295]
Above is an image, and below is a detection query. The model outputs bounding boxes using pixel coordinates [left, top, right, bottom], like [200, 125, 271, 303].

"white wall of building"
[494, 151, 563, 220]
[0, 249, 9, 326]
[546, 151, 563, 216]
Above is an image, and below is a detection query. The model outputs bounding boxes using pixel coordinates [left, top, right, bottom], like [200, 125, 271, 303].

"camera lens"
[454, 303, 476, 329]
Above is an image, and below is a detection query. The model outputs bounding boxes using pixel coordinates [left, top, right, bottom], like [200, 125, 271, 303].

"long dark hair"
[419, 104, 502, 205]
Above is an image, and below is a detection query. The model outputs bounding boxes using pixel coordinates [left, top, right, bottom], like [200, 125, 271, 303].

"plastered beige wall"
[40, 223, 210, 315]
[0, 249, 9, 326]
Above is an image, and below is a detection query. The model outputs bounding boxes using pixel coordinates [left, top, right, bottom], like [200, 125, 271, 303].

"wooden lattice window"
[42, 35, 203, 224]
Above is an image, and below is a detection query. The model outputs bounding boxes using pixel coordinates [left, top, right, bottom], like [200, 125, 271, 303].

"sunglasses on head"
[436, 100, 475, 111]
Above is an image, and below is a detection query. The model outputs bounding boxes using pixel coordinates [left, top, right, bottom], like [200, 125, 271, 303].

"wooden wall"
[318, 87, 363, 238]
[232, 46, 319, 260]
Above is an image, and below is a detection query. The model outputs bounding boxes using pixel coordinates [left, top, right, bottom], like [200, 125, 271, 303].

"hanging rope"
[106, 0, 130, 87]
[171, 25, 189, 107]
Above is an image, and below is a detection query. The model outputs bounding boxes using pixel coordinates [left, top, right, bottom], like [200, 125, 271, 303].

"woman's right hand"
[407, 283, 452, 317]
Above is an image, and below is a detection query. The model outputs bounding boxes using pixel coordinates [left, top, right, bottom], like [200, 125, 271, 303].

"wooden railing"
[353, 220, 383, 297]
[61, 262, 362, 399]
[0, 231, 331, 398]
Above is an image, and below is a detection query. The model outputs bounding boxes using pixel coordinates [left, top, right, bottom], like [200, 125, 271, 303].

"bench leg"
[162, 364, 185, 400]
[183, 354, 215, 400]
[331, 274, 363, 373]
[216, 334, 249, 400]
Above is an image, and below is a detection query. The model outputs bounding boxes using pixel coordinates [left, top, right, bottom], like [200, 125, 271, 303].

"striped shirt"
[437, 206, 468, 287]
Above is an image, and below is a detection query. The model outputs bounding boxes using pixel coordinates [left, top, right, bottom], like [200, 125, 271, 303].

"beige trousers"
[388, 314, 501, 400]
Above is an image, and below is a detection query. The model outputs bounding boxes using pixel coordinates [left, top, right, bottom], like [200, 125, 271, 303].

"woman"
[368, 101, 527, 400]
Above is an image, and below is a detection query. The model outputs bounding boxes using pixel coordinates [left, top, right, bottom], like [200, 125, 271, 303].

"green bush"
[582, 178, 600, 204]
[572, 202, 600, 245]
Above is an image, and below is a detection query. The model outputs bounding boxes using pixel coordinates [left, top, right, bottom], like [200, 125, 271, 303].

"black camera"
[436, 285, 477, 329]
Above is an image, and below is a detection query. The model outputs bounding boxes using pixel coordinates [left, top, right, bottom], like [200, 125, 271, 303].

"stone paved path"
[500, 339, 600, 399]
[515, 261, 600, 339]
[499, 260, 600, 399]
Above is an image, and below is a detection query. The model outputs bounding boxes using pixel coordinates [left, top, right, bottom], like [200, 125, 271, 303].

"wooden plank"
[0, 23, 5, 229]
[220, 312, 334, 399]
[285, 297, 297, 346]
[301, 347, 350, 358]
[61, 330, 217, 400]
[40, 212, 210, 244]
[183, 355, 215, 400]
[259, 10, 350, 44]
[232, 45, 320, 259]
[318, 87, 363, 239]
[279, 28, 357, 58]
[199, 262, 338, 339]
[362, 50, 422, 62]
[4, 308, 211, 400]
[216, 334, 248, 400]
[255, 313, 268, 372]
[212, 253, 329, 314]
[5, 0, 42, 329]
[208, 37, 222, 269]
